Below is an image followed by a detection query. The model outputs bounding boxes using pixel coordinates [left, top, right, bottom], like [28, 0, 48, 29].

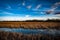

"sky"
[0, 0, 60, 21]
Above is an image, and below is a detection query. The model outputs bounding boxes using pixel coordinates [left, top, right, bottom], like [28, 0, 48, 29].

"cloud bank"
[0, 15, 60, 21]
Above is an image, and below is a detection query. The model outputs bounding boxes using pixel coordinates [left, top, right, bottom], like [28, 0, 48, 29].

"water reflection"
[0, 28, 60, 36]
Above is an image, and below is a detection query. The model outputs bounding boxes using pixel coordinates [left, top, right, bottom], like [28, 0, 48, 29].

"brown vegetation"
[0, 31, 60, 40]
[0, 21, 60, 29]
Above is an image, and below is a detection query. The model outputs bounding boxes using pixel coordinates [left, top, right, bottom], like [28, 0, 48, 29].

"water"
[0, 28, 60, 36]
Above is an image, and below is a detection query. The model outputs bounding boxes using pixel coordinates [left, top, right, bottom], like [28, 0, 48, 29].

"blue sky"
[0, 0, 60, 21]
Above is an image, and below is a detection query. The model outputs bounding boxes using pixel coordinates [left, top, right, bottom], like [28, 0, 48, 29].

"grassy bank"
[0, 21, 60, 29]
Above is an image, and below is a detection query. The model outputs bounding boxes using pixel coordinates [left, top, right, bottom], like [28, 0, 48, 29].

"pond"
[0, 28, 60, 36]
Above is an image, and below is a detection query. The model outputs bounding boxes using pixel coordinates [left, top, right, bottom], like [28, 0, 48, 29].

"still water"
[0, 28, 60, 36]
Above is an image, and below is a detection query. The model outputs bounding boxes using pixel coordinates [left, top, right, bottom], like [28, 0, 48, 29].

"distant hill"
[24, 19, 60, 22]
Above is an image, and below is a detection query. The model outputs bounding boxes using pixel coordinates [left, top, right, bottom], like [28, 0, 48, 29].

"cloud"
[25, 15, 30, 18]
[46, 2, 60, 14]
[36, 5, 41, 9]
[27, 5, 32, 9]
[32, 11, 45, 15]
[46, 8, 57, 14]
[0, 11, 14, 15]
[53, 2, 60, 7]
[51, 2, 60, 10]
[0, 16, 41, 21]
[0, 11, 24, 16]
[0, 15, 60, 21]
[22, 1, 25, 6]
[6, 5, 11, 10]
[17, 1, 26, 9]
[0, 16, 21, 21]
[53, 14, 60, 17]
[0, 11, 21, 16]
[46, 7, 58, 14]
[40, 12, 45, 14]
[53, 2, 60, 11]
[3, 12, 13, 14]
[32, 4, 41, 11]
[18, 1, 25, 7]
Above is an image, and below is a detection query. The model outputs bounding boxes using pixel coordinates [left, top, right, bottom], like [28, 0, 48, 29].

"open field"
[0, 21, 60, 29]
[0, 31, 60, 40]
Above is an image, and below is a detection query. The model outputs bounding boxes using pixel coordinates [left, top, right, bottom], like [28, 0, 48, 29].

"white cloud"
[0, 16, 24, 21]
[51, 2, 60, 9]
[25, 15, 30, 18]
[0, 16, 40, 21]
[46, 7, 58, 14]
[40, 12, 45, 14]
[49, 2, 60, 14]
[0, 11, 21, 16]
[0, 15, 60, 21]
[27, 5, 32, 9]
[33, 4, 41, 11]
[22, 1, 25, 6]
[3, 12, 13, 14]
[45, 2, 60, 14]
[50, 7, 57, 12]
[54, 2, 60, 6]
[18, 1, 25, 7]
[36, 5, 41, 9]
[53, 14, 60, 17]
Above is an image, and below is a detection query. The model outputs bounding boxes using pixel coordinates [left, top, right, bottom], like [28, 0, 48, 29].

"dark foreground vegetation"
[0, 31, 60, 40]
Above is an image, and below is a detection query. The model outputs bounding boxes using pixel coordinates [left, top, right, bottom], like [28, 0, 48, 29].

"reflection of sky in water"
[0, 28, 60, 36]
